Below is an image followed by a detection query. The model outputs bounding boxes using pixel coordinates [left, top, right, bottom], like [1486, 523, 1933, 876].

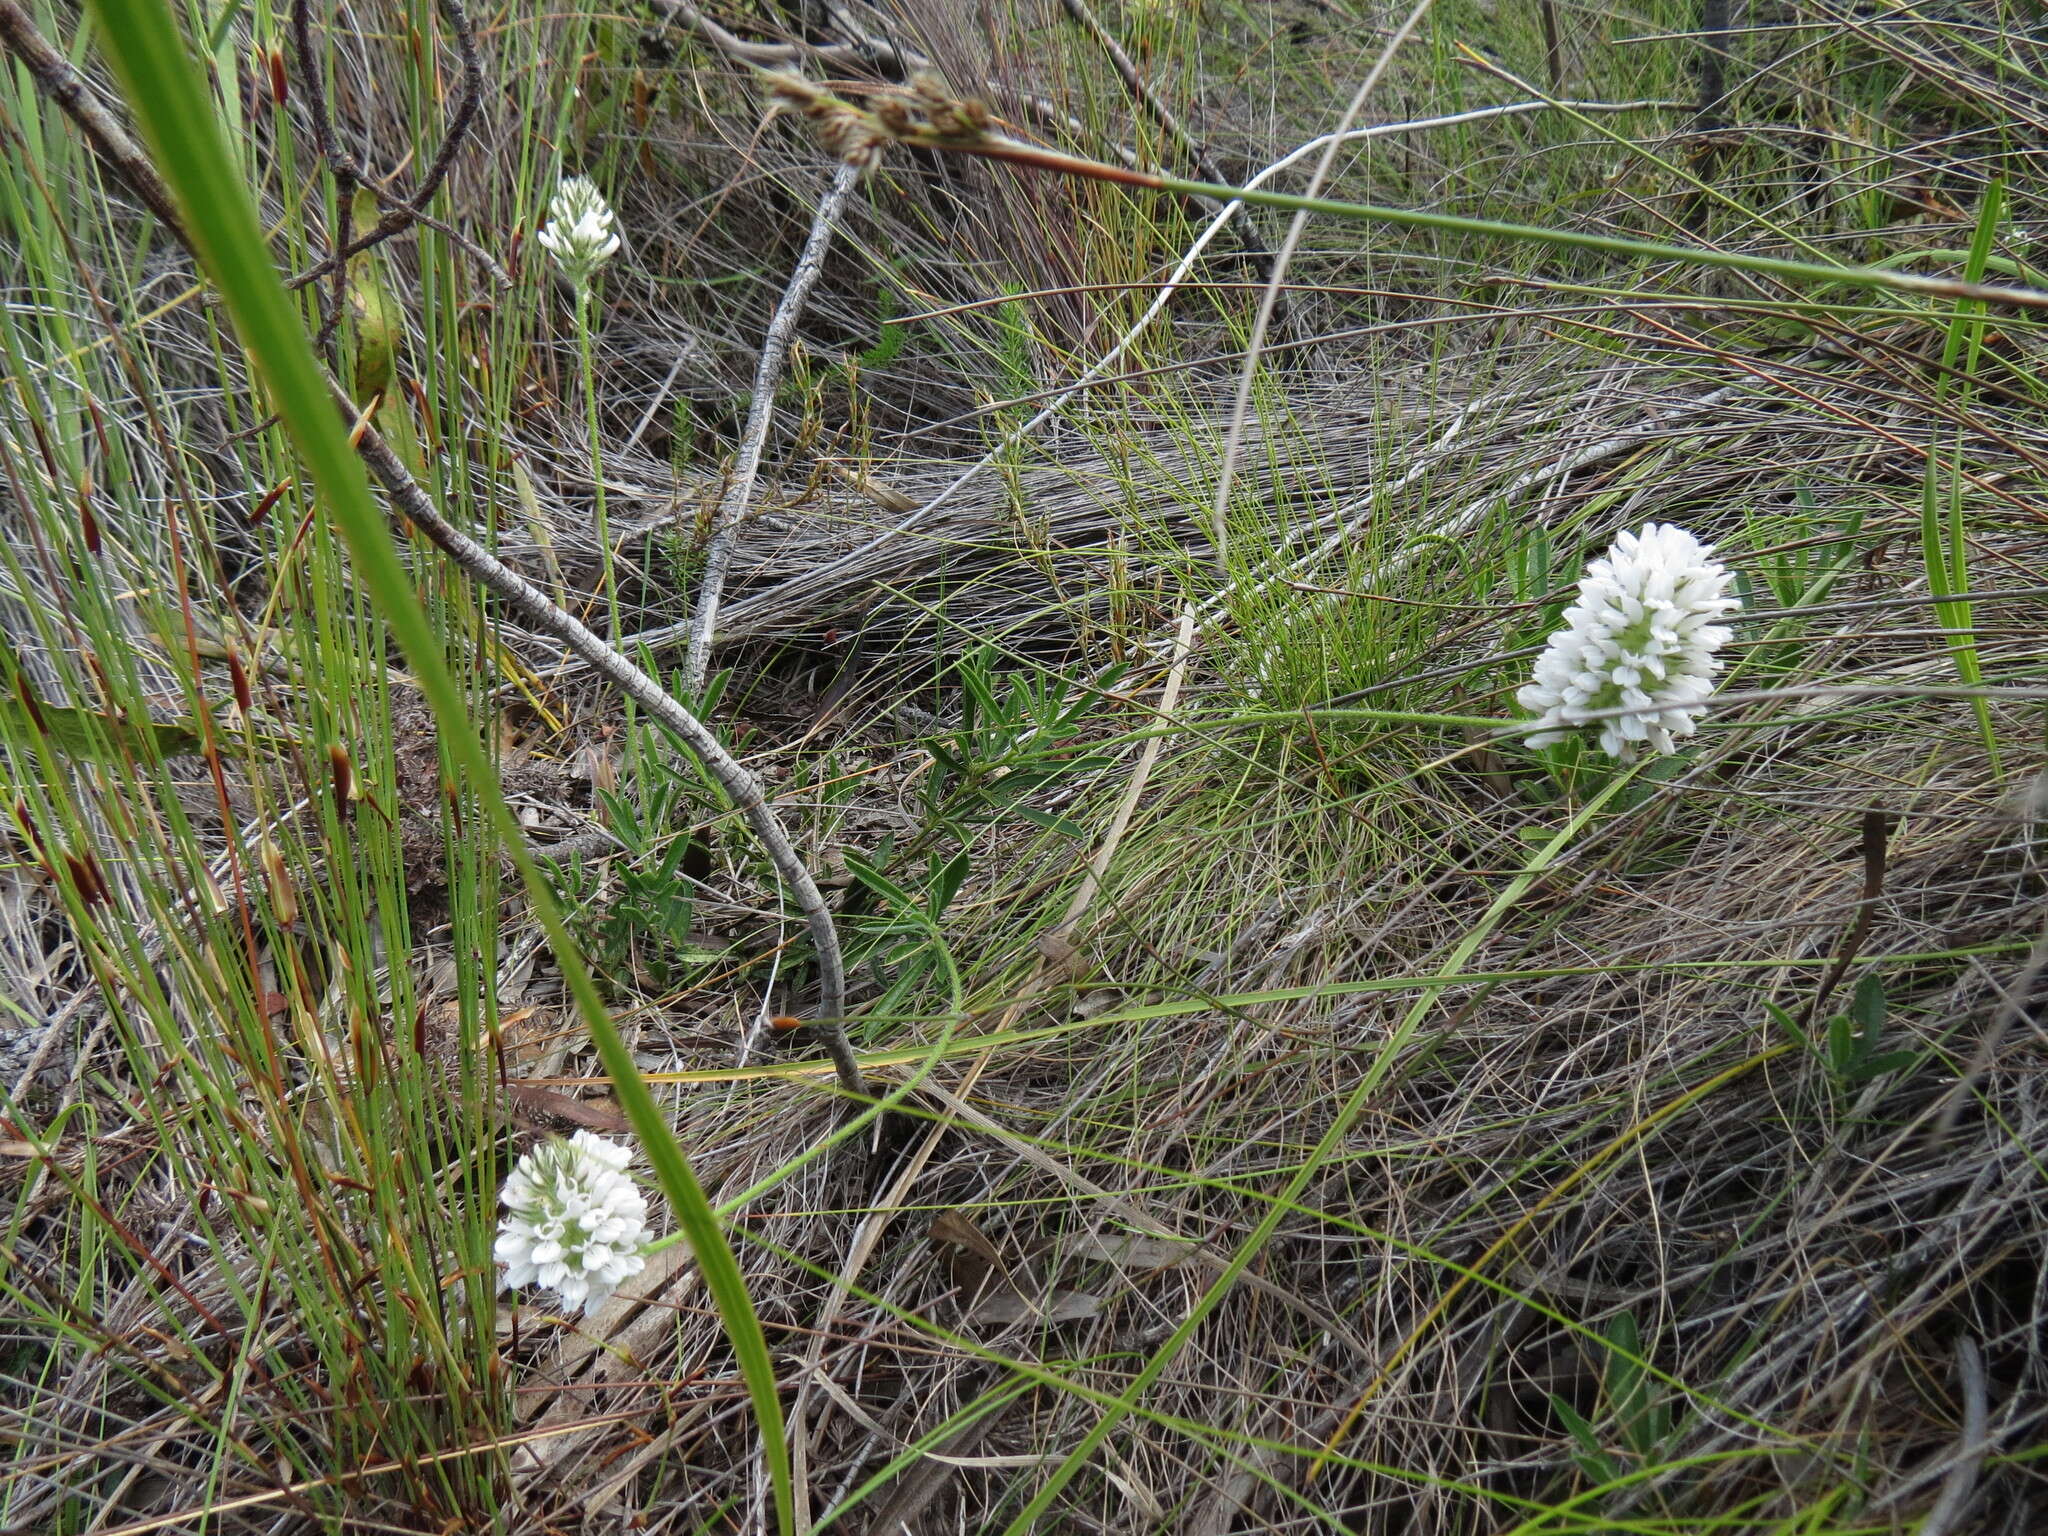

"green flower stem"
[574, 285, 618, 637]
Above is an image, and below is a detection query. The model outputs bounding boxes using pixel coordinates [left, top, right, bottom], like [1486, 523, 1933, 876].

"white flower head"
[1517, 523, 1739, 759]
[495, 1130, 649, 1316]
[536, 175, 620, 291]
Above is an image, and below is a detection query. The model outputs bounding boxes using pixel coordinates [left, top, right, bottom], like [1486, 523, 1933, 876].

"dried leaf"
[501, 1081, 632, 1134]
[967, 1286, 1101, 1326]
[930, 1209, 1006, 1270]
[930, 1208, 1012, 1296]
[1050, 1233, 1199, 1271]
[1072, 990, 1121, 1020]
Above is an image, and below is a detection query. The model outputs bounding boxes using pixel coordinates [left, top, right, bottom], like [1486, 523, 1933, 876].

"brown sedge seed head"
[762, 70, 889, 172]
[907, 73, 989, 138]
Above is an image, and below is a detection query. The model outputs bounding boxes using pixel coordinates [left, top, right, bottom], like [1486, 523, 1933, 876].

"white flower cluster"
[495, 1131, 649, 1316]
[1518, 523, 1739, 759]
[536, 176, 620, 292]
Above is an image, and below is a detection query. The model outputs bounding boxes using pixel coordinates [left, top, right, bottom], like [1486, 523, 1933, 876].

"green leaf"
[926, 849, 971, 917]
[344, 188, 401, 407]
[1012, 806, 1089, 839]
[1827, 1011, 1856, 1080]
[855, 258, 909, 369]
[844, 848, 917, 909]
[0, 640, 225, 763]
[1854, 1051, 1918, 1082]
[2, 689, 203, 764]
[1549, 1394, 1616, 1482]
[1603, 1313, 1658, 1456]
[1763, 998, 1819, 1057]
[1919, 181, 2006, 771]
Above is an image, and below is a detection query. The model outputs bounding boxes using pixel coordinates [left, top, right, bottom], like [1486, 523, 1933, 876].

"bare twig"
[1537, 0, 1565, 93]
[1796, 809, 1892, 1029]
[1927, 1336, 1989, 1536]
[347, 413, 865, 1097]
[683, 159, 861, 694]
[1874, 1335, 1991, 1529]
[1054, 0, 1227, 185]
[1694, 0, 1733, 131]
[404, 0, 485, 213]
[288, 0, 360, 338]
[287, 0, 508, 301]
[0, 0, 183, 231]
[1681, 0, 1734, 230]
[289, 0, 362, 184]
[651, 0, 838, 66]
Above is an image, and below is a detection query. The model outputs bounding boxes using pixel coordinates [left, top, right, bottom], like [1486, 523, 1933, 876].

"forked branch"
[288, 0, 507, 311]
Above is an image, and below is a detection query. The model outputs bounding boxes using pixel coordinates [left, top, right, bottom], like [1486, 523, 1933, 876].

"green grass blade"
[919, 131, 2048, 313]
[1920, 180, 2005, 773]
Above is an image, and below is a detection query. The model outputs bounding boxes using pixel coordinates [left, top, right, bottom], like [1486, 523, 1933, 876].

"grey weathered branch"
[684, 158, 861, 694]
[346, 418, 865, 1099]
[0, 0, 184, 231]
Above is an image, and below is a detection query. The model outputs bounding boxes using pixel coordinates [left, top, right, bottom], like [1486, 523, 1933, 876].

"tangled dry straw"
[476, 735, 2048, 1532]
[500, 330, 2010, 662]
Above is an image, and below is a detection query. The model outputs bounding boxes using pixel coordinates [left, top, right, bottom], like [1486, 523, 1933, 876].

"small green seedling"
[1508, 525, 1559, 613]
[842, 846, 970, 1005]
[1749, 488, 1864, 613]
[1735, 493, 1866, 680]
[1601, 1312, 1673, 1459]
[1770, 974, 1919, 1095]
[920, 647, 1119, 840]
[566, 694, 746, 992]
[1550, 1311, 1680, 1487]
[579, 775, 722, 992]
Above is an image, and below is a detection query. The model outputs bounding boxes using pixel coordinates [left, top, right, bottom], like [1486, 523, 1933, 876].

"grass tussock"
[2, 0, 2046, 1532]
